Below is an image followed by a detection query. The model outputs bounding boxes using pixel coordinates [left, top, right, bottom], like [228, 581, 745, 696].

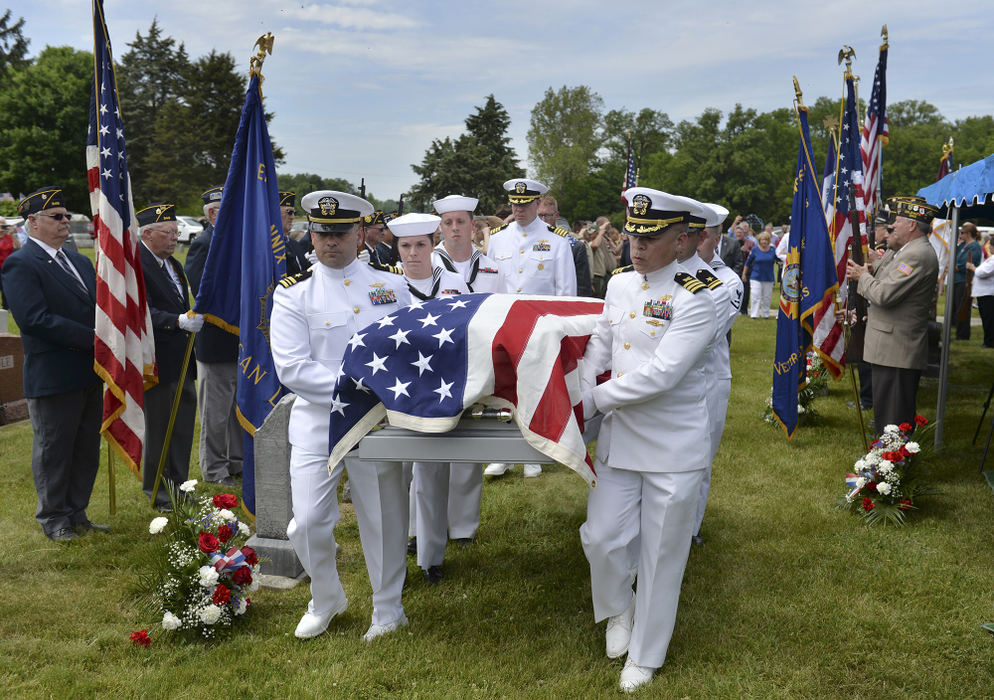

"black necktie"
[55, 250, 87, 294]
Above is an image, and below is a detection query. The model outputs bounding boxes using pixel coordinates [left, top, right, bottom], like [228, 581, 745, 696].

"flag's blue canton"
[89, 14, 131, 218]
[330, 293, 491, 449]
[624, 141, 638, 191]
[835, 76, 864, 217]
[821, 129, 837, 213]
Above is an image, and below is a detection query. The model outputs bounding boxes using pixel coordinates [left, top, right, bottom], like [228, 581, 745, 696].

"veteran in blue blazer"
[1, 186, 104, 542]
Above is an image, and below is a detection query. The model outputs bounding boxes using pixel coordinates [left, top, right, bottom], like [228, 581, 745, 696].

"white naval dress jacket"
[709, 256, 743, 382]
[432, 245, 506, 294]
[582, 261, 716, 473]
[487, 217, 577, 296]
[270, 258, 412, 454]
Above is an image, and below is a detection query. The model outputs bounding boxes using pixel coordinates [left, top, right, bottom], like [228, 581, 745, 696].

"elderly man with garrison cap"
[184, 186, 242, 486]
[270, 190, 412, 642]
[1, 186, 105, 541]
[137, 202, 203, 510]
[846, 195, 939, 435]
[579, 188, 716, 692]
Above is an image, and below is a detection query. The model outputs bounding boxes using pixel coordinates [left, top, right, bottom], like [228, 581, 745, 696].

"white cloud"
[280, 3, 421, 31]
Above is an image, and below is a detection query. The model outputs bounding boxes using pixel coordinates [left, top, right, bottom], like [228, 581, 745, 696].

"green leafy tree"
[0, 46, 93, 210]
[276, 173, 358, 215]
[601, 107, 673, 164]
[527, 85, 604, 194]
[0, 10, 29, 74]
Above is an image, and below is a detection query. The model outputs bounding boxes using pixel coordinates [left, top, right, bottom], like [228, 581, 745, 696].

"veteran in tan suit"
[846, 196, 939, 435]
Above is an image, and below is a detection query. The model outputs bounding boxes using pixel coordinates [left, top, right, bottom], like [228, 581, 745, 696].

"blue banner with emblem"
[773, 104, 838, 438]
[194, 72, 288, 513]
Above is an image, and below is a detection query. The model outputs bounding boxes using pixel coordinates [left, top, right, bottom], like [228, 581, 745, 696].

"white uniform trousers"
[412, 461, 448, 569]
[694, 376, 731, 536]
[287, 447, 347, 618]
[580, 462, 705, 669]
[346, 457, 409, 626]
[447, 462, 482, 540]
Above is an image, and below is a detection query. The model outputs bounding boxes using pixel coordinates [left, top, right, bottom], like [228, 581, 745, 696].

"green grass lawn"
[2, 283, 994, 696]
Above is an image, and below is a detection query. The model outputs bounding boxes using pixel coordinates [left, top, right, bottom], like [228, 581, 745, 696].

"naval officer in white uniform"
[270, 190, 412, 641]
[579, 188, 716, 693]
[485, 178, 576, 478]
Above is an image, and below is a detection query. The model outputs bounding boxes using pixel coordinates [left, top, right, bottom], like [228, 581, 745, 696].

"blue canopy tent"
[918, 153, 994, 451]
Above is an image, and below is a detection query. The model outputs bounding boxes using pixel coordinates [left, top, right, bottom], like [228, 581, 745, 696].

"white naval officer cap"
[302, 190, 374, 233]
[386, 212, 441, 238]
[702, 203, 729, 228]
[623, 187, 693, 236]
[670, 195, 711, 231]
[503, 178, 548, 204]
[433, 194, 479, 215]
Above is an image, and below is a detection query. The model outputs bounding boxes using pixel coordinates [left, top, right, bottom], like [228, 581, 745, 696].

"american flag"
[812, 74, 867, 378]
[87, 0, 157, 476]
[821, 131, 837, 215]
[327, 293, 604, 484]
[930, 141, 955, 279]
[621, 136, 638, 199]
[860, 41, 888, 214]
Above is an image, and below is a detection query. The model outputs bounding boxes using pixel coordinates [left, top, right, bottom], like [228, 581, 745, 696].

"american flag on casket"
[327, 293, 604, 483]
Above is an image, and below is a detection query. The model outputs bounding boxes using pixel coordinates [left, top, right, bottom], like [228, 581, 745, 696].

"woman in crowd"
[742, 230, 776, 319]
[953, 222, 983, 340]
[968, 248, 994, 348]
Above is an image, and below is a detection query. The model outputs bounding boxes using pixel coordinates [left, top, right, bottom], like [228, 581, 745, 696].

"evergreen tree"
[0, 10, 29, 74]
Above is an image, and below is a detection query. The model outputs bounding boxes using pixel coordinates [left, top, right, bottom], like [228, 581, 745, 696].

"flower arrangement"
[763, 353, 828, 425]
[137, 480, 260, 642]
[840, 416, 933, 525]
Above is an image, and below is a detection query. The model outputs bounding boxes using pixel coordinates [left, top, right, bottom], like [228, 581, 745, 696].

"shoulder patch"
[369, 262, 403, 275]
[675, 271, 706, 294]
[696, 269, 723, 289]
[611, 265, 634, 276]
[278, 270, 311, 288]
[489, 223, 509, 235]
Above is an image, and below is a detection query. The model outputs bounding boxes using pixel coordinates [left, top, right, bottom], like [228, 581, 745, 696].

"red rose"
[218, 525, 233, 543]
[213, 584, 232, 605]
[898, 499, 912, 510]
[241, 546, 259, 566]
[129, 630, 151, 647]
[914, 415, 928, 426]
[899, 422, 913, 432]
[862, 497, 875, 511]
[899, 446, 910, 458]
[213, 493, 238, 510]
[198, 532, 220, 553]
[232, 565, 253, 585]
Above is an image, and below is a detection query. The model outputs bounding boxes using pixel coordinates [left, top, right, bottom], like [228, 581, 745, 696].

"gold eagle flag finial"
[792, 76, 804, 108]
[837, 45, 856, 73]
[881, 24, 888, 48]
[249, 33, 275, 79]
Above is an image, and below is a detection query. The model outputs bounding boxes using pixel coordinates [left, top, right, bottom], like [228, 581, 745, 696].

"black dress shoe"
[76, 521, 111, 534]
[210, 476, 240, 488]
[691, 535, 705, 547]
[407, 537, 417, 555]
[48, 528, 79, 542]
[454, 537, 474, 548]
[423, 565, 444, 585]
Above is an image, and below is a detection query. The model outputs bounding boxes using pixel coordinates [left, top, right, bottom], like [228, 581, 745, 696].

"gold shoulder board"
[369, 262, 403, 275]
[696, 269, 722, 289]
[611, 265, 634, 276]
[278, 270, 311, 288]
[549, 225, 570, 238]
[675, 271, 706, 294]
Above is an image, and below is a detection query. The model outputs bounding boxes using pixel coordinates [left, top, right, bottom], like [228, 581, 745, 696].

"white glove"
[305, 251, 318, 265]
[178, 313, 204, 332]
[581, 390, 597, 421]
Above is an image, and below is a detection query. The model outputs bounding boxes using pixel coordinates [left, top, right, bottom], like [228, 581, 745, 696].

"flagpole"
[149, 328, 196, 506]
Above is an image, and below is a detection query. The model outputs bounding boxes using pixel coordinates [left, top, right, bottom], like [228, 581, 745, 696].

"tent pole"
[935, 204, 959, 451]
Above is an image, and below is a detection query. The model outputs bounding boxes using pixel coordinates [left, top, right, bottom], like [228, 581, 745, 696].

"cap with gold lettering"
[279, 191, 295, 208]
[886, 195, 937, 224]
[136, 202, 177, 227]
[200, 186, 223, 206]
[18, 186, 65, 216]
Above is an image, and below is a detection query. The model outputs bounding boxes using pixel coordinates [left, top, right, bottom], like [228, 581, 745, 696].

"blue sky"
[11, 1, 993, 200]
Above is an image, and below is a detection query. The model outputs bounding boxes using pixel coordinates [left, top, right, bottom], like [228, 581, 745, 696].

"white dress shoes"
[605, 596, 635, 658]
[362, 613, 409, 642]
[294, 598, 347, 639]
[483, 462, 511, 476]
[522, 463, 542, 477]
[619, 658, 655, 692]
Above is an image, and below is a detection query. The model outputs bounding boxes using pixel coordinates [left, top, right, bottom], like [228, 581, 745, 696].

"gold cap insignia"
[632, 194, 650, 216]
[318, 196, 338, 216]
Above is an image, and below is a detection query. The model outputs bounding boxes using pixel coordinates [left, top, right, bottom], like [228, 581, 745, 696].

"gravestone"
[245, 393, 302, 578]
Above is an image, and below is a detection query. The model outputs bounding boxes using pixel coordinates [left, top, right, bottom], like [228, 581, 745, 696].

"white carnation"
[883, 424, 900, 434]
[198, 565, 219, 588]
[876, 481, 892, 495]
[198, 605, 221, 625]
[877, 460, 893, 474]
[864, 453, 880, 465]
[906, 441, 920, 454]
[179, 479, 198, 493]
[218, 509, 236, 522]
[149, 517, 169, 534]
[854, 459, 865, 471]
[855, 477, 867, 489]
[161, 611, 181, 630]
[235, 597, 248, 616]
[238, 522, 250, 536]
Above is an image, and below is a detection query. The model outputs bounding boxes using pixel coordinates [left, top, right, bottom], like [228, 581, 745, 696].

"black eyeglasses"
[37, 212, 72, 222]
[538, 213, 557, 220]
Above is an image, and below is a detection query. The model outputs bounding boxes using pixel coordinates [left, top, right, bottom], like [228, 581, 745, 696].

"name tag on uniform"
[897, 262, 914, 276]
[533, 241, 551, 252]
[369, 288, 397, 305]
[643, 296, 672, 320]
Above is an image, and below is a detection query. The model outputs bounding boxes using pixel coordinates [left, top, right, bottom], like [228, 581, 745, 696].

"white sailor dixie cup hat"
[623, 187, 693, 236]
[387, 212, 441, 238]
[433, 194, 479, 215]
[703, 203, 729, 229]
[302, 190, 374, 233]
[503, 178, 548, 204]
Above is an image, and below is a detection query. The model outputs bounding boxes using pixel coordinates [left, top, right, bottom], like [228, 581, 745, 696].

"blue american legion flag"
[813, 73, 867, 377]
[328, 293, 603, 483]
[860, 39, 888, 213]
[88, 0, 157, 476]
[194, 71, 288, 513]
[772, 104, 838, 438]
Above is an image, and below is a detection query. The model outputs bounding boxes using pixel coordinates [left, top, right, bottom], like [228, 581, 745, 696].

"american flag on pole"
[328, 293, 603, 483]
[87, 0, 157, 476]
[821, 132, 837, 215]
[621, 135, 638, 199]
[812, 74, 867, 378]
[860, 39, 888, 214]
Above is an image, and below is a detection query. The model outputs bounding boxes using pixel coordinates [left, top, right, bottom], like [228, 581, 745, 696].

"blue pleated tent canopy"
[918, 153, 994, 450]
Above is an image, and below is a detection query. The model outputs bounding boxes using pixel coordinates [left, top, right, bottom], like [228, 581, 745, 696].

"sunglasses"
[37, 212, 72, 222]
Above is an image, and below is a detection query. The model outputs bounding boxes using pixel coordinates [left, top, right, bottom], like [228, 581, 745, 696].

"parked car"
[289, 220, 309, 240]
[176, 215, 203, 243]
[69, 213, 95, 248]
